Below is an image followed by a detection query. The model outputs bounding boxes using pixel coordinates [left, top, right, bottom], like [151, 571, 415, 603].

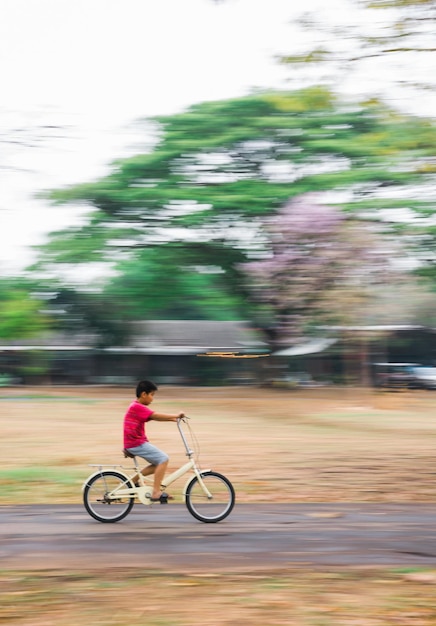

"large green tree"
[35, 87, 436, 328]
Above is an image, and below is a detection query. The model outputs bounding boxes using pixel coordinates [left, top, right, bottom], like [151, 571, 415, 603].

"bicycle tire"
[83, 470, 134, 523]
[185, 471, 235, 523]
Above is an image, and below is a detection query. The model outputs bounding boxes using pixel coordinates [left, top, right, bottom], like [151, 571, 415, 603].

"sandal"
[149, 492, 173, 502]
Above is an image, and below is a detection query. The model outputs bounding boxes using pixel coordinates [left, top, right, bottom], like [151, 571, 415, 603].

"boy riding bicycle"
[123, 379, 185, 501]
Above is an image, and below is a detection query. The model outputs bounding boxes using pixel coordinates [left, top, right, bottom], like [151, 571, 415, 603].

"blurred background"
[1, 0, 436, 388]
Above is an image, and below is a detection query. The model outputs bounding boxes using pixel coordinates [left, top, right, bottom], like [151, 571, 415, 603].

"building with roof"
[0, 320, 269, 385]
[2, 321, 436, 387]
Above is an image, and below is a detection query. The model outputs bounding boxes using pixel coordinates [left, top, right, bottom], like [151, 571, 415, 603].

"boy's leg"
[131, 464, 155, 486]
[127, 443, 170, 497]
[151, 460, 169, 499]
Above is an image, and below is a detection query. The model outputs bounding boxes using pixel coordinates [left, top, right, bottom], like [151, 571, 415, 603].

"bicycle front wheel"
[185, 471, 235, 523]
[83, 471, 134, 523]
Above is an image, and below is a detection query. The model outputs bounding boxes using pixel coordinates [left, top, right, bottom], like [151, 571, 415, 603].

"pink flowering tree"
[241, 194, 388, 348]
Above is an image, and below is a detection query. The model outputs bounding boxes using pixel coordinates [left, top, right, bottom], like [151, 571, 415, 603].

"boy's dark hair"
[136, 380, 158, 397]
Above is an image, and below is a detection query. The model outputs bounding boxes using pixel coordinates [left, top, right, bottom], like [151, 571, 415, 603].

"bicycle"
[82, 417, 235, 524]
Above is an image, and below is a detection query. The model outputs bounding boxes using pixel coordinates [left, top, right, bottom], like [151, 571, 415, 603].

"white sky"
[0, 0, 434, 274]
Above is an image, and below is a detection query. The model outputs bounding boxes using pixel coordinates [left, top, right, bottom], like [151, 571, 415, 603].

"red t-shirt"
[123, 400, 154, 448]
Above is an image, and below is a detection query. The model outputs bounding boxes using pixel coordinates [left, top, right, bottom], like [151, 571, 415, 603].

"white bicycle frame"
[84, 418, 212, 506]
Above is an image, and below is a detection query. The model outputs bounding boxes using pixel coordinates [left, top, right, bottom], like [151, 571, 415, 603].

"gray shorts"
[126, 443, 169, 466]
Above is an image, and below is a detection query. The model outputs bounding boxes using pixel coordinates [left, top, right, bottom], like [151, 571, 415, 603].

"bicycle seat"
[122, 448, 136, 459]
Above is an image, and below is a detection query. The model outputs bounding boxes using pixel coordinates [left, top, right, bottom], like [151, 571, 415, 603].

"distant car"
[373, 363, 419, 390]
[409, 366, 436, 390]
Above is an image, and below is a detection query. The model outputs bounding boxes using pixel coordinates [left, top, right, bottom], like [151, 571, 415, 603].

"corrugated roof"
[123, 320, 268, 353]
[0, 331, 98, 351]
[0, 321, 268, 354]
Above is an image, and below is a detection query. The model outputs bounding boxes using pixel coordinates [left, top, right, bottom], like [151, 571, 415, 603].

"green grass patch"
[390, 567, 432, 574]
[0, 466, 81, 484]
[0, 467, 84, 504]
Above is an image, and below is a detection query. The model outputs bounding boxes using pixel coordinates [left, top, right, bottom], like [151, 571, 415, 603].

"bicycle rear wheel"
[185, 471, 235, 523]
[83, 471, 134, 523]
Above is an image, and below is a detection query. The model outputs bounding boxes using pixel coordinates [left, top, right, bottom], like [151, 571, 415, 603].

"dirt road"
[2, 503, 436, 572]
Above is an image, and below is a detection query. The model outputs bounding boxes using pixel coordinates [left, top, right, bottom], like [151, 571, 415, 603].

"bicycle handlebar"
[176, 416, 193, 456]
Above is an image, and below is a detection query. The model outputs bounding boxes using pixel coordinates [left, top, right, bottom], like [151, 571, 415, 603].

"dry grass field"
[1, 385, 436, 625]
[1, 384, 436, 504]
[2, 568, 436, 626]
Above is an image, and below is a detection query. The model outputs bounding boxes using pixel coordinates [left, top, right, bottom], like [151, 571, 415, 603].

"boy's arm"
[150, 412, 184, 422]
